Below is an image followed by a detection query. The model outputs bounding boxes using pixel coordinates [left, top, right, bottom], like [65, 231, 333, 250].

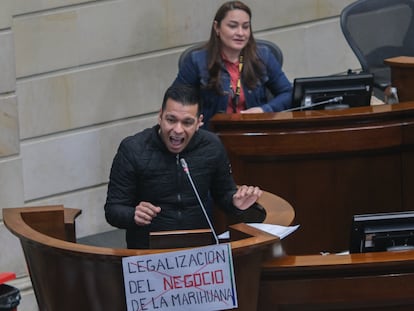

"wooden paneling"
[259, 252, 414, 310]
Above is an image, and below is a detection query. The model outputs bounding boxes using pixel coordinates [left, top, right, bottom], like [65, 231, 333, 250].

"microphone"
[180, 158, 219, 245]
[283, 96, 345, 112]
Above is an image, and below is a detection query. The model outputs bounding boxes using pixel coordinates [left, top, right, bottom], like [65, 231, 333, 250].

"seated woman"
[173, 0, 293, 128]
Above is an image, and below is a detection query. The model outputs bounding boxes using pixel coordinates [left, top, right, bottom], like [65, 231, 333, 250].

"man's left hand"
[232, 185, 263, 210]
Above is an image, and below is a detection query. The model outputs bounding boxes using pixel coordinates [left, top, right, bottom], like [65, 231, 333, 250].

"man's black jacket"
[104, 125, 240, 248]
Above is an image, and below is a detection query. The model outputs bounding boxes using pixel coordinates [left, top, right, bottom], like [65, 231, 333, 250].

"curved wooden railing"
[3, 190, 293, 311]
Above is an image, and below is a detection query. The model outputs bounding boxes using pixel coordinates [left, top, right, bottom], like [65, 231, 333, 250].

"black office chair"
[340, 0, 414, 99]
[178, 38, 284, 69]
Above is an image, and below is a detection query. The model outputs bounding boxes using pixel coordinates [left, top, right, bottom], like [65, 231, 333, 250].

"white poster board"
[122, 243, 238, 311]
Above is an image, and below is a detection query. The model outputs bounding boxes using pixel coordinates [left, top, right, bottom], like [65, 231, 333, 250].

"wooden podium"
[208, 104, 414, 310]
[3, 193, 292, 311]
[210, 102, 414, 255]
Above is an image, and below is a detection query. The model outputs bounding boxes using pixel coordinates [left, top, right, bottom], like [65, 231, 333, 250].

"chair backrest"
[340, 0, 414, 92]
[178, 38, 284, 69]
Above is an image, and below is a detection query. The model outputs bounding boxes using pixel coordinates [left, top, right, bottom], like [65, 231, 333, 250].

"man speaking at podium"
[105, 84, 262, 249]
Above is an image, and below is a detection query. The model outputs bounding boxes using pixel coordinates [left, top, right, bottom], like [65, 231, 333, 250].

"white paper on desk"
[218, 231, 230, 239]
[247, 223, 300, 239]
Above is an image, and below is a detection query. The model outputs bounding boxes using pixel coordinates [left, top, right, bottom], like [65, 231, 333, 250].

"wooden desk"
[210, 102, 414, 255]
[259, 250, 414, 310]
[384, 56, 414, 102]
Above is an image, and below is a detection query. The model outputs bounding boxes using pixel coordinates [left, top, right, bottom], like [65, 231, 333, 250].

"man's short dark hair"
[162, 84, 202, 116]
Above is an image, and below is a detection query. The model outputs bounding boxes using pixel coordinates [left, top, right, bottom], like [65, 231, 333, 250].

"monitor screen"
[349, 211, 414, 253]
[291, 73, 374, 111]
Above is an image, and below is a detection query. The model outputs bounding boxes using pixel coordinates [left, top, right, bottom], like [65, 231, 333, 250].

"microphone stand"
[180, 158, 220, 245]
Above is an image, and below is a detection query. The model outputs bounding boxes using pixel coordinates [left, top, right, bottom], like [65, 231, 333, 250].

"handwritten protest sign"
[122, 243, 237, 311]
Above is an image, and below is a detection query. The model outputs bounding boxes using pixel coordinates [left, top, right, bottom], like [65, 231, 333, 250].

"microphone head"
[180, 158, 189, 173]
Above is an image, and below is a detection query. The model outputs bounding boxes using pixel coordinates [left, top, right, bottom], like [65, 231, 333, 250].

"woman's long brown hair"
[204, 1, 264, 94]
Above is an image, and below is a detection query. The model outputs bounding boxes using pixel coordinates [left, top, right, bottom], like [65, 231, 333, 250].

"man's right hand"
[134, 201, 161, 226]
